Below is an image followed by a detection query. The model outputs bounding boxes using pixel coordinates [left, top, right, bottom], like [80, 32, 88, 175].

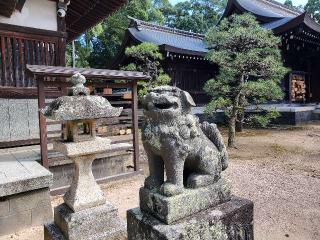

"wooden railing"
[0, 23, 66, 97]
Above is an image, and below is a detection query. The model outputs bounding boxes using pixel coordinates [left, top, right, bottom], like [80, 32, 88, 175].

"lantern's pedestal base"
[127, 196, 254, 240]
[44, 203, 126, 240]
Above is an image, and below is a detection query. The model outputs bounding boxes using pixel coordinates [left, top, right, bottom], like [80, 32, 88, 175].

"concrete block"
[140, 178, 231, 224]
[0, 189, 53, 236]
[31, 203, 53, 226]
[127, 196, 254, 240]
[0, 210, 32, 236]
[9, 188, 51, 213]
[0, 199, 9, 216]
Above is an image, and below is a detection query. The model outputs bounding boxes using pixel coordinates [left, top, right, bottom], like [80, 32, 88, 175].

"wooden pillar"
[131, 80, 140, 171]
[56, 2, 66, 67]
[37, 76, 49, 168]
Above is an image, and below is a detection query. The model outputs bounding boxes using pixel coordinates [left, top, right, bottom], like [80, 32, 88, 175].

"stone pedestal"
[45, 203, 126, 240]
[63, 154, 106, 212]
[44, 138, 126, 240]
[127, 196, 254, 240]
[140, 178, 231, 224]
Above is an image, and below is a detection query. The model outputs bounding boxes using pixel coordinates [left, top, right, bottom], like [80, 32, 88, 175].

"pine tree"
[204, 14, 288, 147]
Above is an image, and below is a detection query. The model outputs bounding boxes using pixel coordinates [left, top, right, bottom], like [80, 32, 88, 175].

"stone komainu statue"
[142, 86, 228, 197]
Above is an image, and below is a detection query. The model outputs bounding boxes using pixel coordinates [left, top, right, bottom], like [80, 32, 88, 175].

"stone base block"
[140, 178, 231, 224]
[128, 196, 253, 240]
[44, 203, 126, 240]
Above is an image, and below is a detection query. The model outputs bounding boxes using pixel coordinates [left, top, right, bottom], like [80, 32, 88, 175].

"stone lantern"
[43, 73, 127, 240]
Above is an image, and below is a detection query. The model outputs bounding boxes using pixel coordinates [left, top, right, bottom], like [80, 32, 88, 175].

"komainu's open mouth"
[154, 102, 176, 109]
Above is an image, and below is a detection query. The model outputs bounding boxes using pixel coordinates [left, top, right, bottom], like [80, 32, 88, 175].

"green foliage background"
[67, 0, 227, 68]
[67, 0, 317, 69]
[305, 0, 320, 23]
[121, 43, 171, 98]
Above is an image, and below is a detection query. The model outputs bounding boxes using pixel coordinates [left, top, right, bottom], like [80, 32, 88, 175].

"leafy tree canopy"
[122, 43, 171, 98]
[305, 0, 320, 23]
[68, 0, 226, 68]
[204, 13, 288, 147]
[166, 0, 227, 34]
[284, 0, 293, 7]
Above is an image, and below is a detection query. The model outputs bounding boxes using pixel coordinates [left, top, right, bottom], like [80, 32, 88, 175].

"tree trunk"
[228, 103, 239, 148]
[236, 112, 244, 132]
[228, 77, 243, 147]
[236, 94, 245, 132]
[228, 114, 237, 148]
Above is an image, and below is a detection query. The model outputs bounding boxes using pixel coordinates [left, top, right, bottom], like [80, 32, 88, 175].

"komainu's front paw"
[160, 182, 184, 197]
[144, 176, 162, 190]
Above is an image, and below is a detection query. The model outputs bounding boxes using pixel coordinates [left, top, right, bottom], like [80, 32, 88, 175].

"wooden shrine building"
[111, 17, 218, 104]
[223, 0, 320, 103]
[112, 0, 320, 104]
[0, 0, 127, 147]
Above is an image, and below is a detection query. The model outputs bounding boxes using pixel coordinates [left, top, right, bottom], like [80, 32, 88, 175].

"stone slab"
[27, 99, 40, 139]
[48, 203, 126, 240]
[9, 99, 30, 140]
[127, 196, 254, 240]
[140, 178, 231, 224]
[0, 99, 10, 142]
[0, 154, 53, 197]
[44, 223, 67, 240]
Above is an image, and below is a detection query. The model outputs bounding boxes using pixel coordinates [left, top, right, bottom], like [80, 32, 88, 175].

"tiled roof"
[262, 17, 294, 29]
[223, 0, 320, 34]
[236, 0, 301, 18]
[128, 17, 208, 56]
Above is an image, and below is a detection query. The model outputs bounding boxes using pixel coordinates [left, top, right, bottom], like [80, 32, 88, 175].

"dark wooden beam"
[0, 0, 18, 18]
[0, 87, 63, 99]
[131, 80, 140, 171]
[15, 0, 26, 11]
[37, 76, 49, 168]
[0, 22, 67, 38]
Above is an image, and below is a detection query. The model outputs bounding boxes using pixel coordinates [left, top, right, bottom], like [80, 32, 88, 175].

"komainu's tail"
[200, 121, 228, 170]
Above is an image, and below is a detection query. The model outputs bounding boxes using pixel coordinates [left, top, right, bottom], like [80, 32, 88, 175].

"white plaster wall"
[0, 0, 57, 31]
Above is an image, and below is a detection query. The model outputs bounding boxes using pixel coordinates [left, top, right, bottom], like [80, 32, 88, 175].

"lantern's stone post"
[43, 73, 128, 240]
[127, 86, 254, 240]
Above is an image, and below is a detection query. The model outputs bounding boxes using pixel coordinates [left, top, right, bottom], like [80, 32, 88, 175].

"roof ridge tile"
[128, 16, 205, 40]
[259, 0, 302, 16]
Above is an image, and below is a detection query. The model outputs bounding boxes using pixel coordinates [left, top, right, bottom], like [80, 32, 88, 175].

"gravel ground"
[1, 123, 320, 240]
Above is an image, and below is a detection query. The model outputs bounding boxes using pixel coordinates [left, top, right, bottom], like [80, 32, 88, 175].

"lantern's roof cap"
[42, 73, 122, 121]
[42, 95, 123, 121]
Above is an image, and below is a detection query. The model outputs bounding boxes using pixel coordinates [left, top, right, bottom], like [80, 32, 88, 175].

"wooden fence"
[0, 23, 66, 98]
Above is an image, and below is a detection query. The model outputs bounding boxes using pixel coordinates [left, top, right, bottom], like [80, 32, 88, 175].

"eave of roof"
[127, 17, 208, 56]
[0, 0, 25, 18]
[222, 0, 301, 23]
[66, 0, 127, 41]
[222, 0, 320, 36]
